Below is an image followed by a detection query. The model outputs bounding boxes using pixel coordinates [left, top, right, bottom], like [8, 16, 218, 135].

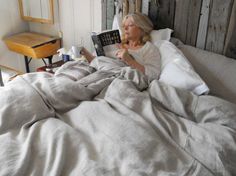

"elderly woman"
[81, 13, 161, 80]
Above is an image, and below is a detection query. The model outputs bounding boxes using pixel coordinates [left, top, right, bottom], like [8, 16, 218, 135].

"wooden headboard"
[104, 0, 236, 59]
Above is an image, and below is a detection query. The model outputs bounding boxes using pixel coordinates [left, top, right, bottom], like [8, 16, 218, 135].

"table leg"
[24, 56, 30, 73]
[47, 56, 53, 65]
[0, 68, 3, 86]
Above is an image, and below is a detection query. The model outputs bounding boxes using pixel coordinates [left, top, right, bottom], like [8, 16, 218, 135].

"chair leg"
[0, 68, 3, 86]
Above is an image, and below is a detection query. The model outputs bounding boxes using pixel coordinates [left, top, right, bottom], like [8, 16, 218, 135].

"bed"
[0, 39, 236, 175]
[1, 2, 236, 174]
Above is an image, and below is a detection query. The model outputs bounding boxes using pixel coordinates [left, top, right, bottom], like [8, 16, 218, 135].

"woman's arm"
[80, 47, 96, 62]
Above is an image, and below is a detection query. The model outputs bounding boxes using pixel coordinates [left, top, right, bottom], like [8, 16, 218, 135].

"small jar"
[62, 54, 70, 62]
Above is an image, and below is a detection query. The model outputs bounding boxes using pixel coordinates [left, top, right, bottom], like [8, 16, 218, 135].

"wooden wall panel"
[136, 0, 142, 13]
[174, 0, 189, 43]
[185, 0, 202, 45]
[128, 0, 136, 13]
[124, 0, 142, 14]
[142, 0, 149, 15]
[226, 20, 236, 58]
[196, 0, 211, 49]
[174, 0, 202, 46]
[149, 0, 175, 30]
[225, 0, 236, 58]
[106, 0, 115, 29]
[123, 0, 129, 16]
[156, 0, 175, 30]
[205, 0, 233, 54]
[148, 0, 159, 29]
[102, 0, 107, 30]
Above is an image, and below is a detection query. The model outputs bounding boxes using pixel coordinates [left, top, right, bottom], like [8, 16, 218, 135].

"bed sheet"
[0, 58, 236, 176]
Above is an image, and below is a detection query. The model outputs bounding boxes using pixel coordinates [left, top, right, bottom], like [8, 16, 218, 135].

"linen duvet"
[0, 58, 235, 176]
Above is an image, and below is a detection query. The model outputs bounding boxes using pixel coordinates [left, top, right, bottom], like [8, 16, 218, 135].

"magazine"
[91, 29, 121, 58]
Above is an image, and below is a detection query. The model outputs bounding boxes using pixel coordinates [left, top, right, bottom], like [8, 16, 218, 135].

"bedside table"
[4, 32, 61, 73]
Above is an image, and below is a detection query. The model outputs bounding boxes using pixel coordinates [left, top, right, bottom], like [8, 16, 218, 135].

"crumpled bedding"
[0, 57, 235, 176]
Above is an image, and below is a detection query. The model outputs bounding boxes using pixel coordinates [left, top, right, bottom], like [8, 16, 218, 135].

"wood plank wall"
[104, 0, 115, 30]
[152, 0, 235, 57]
[196, 0, 211, 50]
[226, 1, 236, 58]
[175, 0, 202, 46]
[149, 0, 175, 30]
[105, 0, 236, 59]
[205, 0, 233, 54]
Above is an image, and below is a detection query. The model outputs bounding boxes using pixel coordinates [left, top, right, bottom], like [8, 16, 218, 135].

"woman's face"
[123, 16, 143, 42]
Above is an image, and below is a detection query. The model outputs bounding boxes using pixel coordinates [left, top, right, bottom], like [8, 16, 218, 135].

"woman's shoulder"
[128, 41, 160, 57]
[144, 41, 157, 49]
[142, 41, 160, 54]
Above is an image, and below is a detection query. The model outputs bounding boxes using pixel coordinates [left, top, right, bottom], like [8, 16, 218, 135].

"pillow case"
[154, 40, 210, 95]
[150, 28, 173, 42]
[112, 14, 123, 35]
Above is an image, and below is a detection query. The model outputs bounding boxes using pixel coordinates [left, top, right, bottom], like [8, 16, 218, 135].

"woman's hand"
[115, 45, 145, 73]
[80, 47, 95, 62]
[115, 48, 133, 64]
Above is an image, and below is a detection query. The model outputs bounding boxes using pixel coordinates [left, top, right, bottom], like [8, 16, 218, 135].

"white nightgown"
[128, 41, 161, 81]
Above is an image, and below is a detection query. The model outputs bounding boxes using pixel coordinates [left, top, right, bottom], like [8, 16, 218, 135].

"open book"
[91, 29, 121, 58]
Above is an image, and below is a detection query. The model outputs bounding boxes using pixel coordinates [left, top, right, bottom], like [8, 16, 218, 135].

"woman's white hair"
[122, 12, 154, 44]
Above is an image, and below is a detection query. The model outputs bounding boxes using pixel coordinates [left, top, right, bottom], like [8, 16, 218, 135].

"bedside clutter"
[36, 56, 87, 73]
[36, 60, 64, 73]
[0, 65, 22, 86]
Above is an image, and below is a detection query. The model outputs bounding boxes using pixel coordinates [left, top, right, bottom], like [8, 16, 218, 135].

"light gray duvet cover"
[0, 58, 235, 176]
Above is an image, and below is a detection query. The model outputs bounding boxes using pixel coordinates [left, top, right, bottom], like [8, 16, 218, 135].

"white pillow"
[112, 14, 122, 35]
[154, 40, 210, 95]
[150, 28, 173, 42]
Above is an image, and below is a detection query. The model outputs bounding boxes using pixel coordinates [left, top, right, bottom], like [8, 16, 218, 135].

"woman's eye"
[123, 24, 135, 28]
